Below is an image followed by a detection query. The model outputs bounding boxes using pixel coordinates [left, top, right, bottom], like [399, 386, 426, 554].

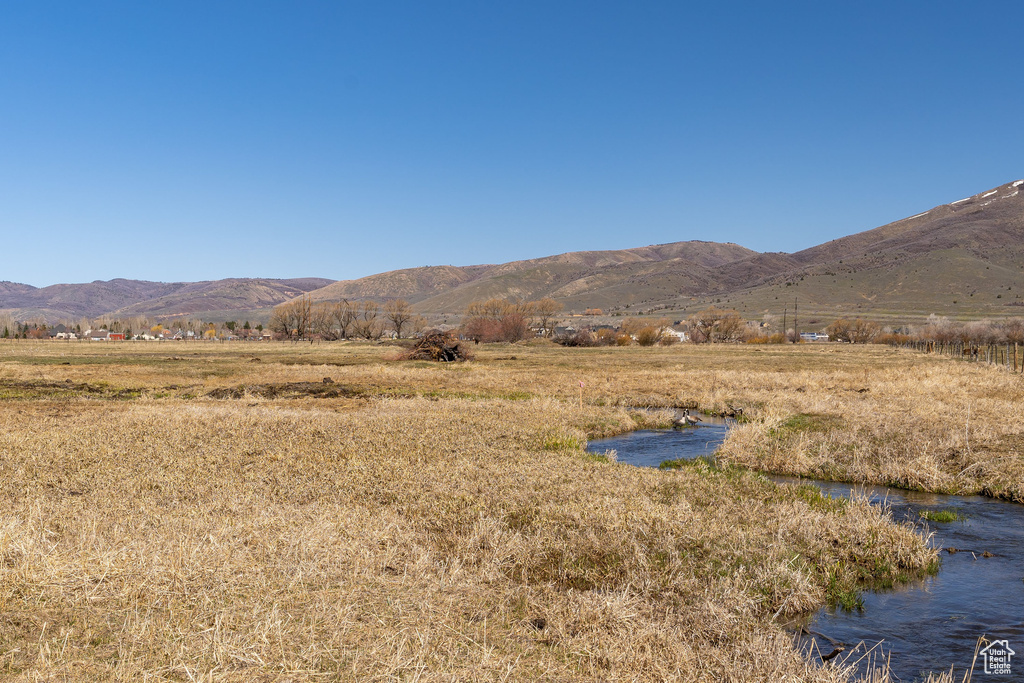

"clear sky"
[2, 1, 1022, 287]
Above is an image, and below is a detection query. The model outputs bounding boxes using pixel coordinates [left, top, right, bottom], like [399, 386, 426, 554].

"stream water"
[587, 423, 1024, 682]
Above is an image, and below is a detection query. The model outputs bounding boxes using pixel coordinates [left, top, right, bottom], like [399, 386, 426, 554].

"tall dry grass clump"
[713, 361, 1024, 501]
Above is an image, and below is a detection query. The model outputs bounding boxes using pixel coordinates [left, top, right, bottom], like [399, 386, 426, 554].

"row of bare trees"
[825, 315, 1024, 345]
[461, 298, 561, 342]
[556, 318, 679, 347]
[910, 315, 1024, 345]
[269, 296, 422, 341]
[552, 306, 746, 347]
[816, 315, 1024, 346]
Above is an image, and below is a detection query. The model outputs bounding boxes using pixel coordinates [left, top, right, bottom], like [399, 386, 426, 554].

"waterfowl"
[673, 409, 702, 427]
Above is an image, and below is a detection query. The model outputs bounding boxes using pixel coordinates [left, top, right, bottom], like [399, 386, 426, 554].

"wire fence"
[893, 340, 1024, 372]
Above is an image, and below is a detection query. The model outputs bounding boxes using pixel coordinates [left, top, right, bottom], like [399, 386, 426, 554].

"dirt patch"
[0, 380, 143, 400]
[206, 382, 364, 400]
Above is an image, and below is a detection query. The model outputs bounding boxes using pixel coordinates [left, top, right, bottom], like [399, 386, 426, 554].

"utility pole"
[783, 307, 787, 339]
[793, 298, 798, 343]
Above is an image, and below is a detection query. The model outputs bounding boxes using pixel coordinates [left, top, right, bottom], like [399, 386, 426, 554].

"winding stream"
[587, 422, 1024, 681]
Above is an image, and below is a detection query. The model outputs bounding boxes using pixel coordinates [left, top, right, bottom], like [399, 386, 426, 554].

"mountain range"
[3, 180, 1023, 326]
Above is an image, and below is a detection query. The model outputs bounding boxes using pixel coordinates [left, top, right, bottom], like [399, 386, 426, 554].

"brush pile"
[401, 331, 472, 362]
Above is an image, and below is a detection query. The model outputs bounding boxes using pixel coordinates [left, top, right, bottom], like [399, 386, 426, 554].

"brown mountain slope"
[0, 282, 39, 299]
[306, 266, 492, 304]
[411, 180, 1024, 319]
[0, 278, 333, 321]
[303, 241, 756, 313]
[693, 180, 1024, 323]
[4, 280, 184, 319]
[793, 180, 1024, 265]
[112, 278, 334, 317]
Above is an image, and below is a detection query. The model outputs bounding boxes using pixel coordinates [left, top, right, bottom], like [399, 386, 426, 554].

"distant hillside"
[297, 180, 1024, 322]
[304, 241, 757, 314]
[4, 180, 1023, 325]
[705, 180, 1024, 324]
[0, 278, 333, 322]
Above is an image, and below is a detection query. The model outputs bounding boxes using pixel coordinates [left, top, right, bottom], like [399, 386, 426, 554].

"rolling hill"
[0, 278, 333, 323]
[705, 179, 1024, 324]
[304, 241, 756, 313]
[3, 180, 1023, 325]
[298, 180, 1024, 324]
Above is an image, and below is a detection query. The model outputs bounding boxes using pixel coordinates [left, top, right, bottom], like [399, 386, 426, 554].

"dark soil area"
[206, 381, 364, 399]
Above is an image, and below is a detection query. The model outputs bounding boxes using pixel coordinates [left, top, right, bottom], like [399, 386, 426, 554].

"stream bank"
[587, 425, 1023, 681]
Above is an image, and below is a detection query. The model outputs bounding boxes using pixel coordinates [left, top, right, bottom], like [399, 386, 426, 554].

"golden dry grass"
[11, 340, 1014, 499]
[0, 339, 994, 681]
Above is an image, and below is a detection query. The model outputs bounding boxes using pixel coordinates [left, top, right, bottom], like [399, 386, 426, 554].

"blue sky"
[2, 1, 1022, 287]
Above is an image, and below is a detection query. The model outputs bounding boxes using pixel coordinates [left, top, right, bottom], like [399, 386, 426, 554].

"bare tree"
[964, 320, 998, 345]
[462, 298, 534, 342]
[332, 300, 357, 339]
[826, 318, 852, 342]
[269, 303, 294, 340]
[384, 299, 414, 339]
[269, 295, 313, 341]
[916, 314, 959, 344]
[998, 317, 1024, 344]
[619, 316, 671, 346]
[310, 302, 334, 339]
[297, 294, 312, 340]
[355, 301, 384, 340]
[687, 307, 744, 343]
[531, 298, 562, 337]
[848, 318, 881, 344]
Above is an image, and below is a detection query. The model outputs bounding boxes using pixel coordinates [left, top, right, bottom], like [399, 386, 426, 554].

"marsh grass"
[919, 508, 967, 523]
[0, 340, 988, 680]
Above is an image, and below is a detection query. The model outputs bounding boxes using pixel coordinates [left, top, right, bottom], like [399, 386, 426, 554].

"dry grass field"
[2, 339, 1011, 681]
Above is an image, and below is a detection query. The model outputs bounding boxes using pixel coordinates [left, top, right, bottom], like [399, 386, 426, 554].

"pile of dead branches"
[401, 332, 473, 362]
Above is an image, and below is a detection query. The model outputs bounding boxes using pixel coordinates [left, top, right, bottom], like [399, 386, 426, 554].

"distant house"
[665, 327, 690, 342]
[85, 329, 109, 341]
[108, 332, 125, 341]
[800, 332, 830, 342]
[48, 324, 77, 340]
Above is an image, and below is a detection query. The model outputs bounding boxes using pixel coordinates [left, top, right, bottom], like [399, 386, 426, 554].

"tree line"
[268, 296, 423, 341]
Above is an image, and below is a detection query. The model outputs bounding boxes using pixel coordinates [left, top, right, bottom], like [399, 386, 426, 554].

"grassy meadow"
[1, 339, 1016, 681]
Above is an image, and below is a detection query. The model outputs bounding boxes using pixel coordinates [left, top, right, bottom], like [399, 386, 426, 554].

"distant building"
[800, 332, 830, 342]
[665, 328, 690, 342]
[48, 324, 77, 340]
